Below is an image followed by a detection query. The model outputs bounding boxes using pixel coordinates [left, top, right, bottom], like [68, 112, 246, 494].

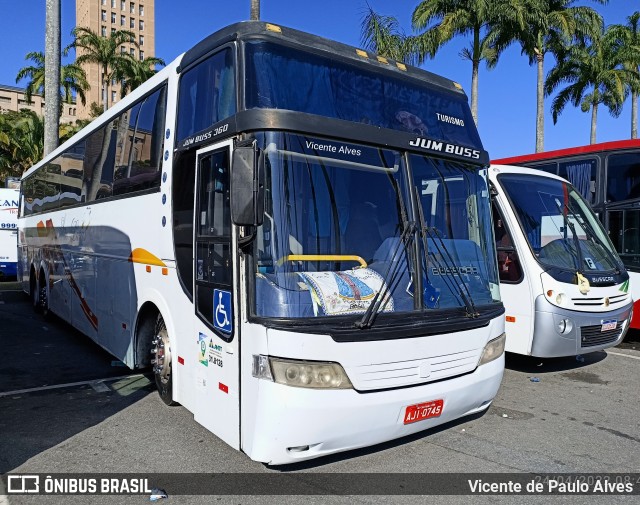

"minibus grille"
[580, 325, 623, 348]
[571, 293, 629, 308]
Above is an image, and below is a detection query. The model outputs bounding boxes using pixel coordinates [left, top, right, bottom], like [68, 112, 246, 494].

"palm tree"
[61, 64, 90, 105]
[360, 4, 419, 65]
[115, 55, 166, 97]
[71, 27, 138, 112]
[608, 12, 640, 139]
[545, 23, 637, 144]
[16, 52, 90, 106]
[44, 0, 61, 156]
[499, 0, 605, 152]
[411, 0, 516, 126]
[250, 0, 260, 21]
[0, 110, 45, 179]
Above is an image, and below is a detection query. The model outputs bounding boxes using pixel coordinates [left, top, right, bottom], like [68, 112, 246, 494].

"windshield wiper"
[354, 221, 415, 329]
[355, 177, 414, 329]
[556, 199, 621, 274]
[422, 226, 479, 318]
[554, 198, 585, 274]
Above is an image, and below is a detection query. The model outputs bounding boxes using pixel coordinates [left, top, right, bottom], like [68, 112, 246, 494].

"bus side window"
[176, 48, 236, 141]
[493, 205, 523, 283]
[83, 120, 117, 202]
[113, 86, 167, 196]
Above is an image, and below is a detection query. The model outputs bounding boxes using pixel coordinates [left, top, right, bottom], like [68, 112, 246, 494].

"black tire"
[30, 272, 42, 314]
[39, 271, 50, 319]
[153, 315, 177, 406]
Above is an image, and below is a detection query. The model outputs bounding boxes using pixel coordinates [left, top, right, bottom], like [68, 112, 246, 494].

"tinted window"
[608, 209, 640, 270]
[559, 158, 597, 204]
[83, 120, 117, 201]
[177, 48, 235, 141]
[197, 151, 230, 238]
[607, 153, 640, 203]
[245, 41, 482, 150]
[492, 203, 522, 283]
[24, 163, 60, 214]
[113, 86, 167, 195]
[172, 150, 196, 298]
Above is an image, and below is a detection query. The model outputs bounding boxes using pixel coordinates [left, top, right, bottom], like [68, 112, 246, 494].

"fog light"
[557, 318, 573, 335]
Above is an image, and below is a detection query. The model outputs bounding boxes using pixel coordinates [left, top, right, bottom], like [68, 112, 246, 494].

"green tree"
[16, 52, 89, 106]
[71, 27, 138, 112]
[608, 12, 640, 139]
[115, 55, 166, 97]
[411, 0, 516, 126]
[545, 23, 637, 144]
[360, 4, 419, 65]
[0, 110, 45, 180]
[497, 0, 605, 152]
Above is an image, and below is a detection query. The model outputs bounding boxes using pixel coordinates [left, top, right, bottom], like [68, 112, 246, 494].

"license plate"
[403, 399, 444, 425]
[601, 320, 617, 332]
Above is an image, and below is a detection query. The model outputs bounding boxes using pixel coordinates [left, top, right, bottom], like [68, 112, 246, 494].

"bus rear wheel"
[151, 315, 177, 406]
[39, 271, 50, 318]
[30, 271, 41, 314]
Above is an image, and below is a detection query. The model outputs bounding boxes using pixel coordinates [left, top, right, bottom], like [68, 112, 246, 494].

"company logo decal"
[409, 137, 481, 160]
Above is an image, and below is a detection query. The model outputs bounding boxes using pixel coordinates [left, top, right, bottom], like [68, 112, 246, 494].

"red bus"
[493, 139, 640, 330]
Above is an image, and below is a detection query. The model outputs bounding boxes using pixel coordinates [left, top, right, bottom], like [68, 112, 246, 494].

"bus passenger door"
[192, 141, 239, 449]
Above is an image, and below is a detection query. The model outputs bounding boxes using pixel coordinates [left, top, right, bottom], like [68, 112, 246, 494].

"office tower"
[75, 0, 155, 119]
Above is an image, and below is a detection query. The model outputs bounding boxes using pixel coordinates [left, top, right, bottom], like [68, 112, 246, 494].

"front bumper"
[531, 295, 633, 358]
[245, 355, 504, 465]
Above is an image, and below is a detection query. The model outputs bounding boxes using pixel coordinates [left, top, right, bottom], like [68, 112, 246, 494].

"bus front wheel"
[152, 315, 177, 406]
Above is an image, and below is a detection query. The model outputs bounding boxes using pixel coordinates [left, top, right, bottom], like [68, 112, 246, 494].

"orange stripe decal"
[129, 248, 167, 267]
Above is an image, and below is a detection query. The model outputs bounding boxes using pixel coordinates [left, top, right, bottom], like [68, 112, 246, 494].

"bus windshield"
[498, 173, 620, 273]
[252, 132, 499, 320]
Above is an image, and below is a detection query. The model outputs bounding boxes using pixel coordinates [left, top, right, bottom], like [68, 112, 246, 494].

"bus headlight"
[252, 355, 353, 389]
[478, 333, 506, 366]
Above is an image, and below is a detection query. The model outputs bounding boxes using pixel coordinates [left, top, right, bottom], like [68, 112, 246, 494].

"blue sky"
[0, 0, 636, 158]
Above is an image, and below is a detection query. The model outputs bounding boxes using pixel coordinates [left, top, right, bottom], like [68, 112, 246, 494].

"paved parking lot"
[1, 280, 639, 504]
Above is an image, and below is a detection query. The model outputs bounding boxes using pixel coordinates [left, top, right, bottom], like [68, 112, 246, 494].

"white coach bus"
[18, 22, 505, 464]
[490, 165, 633, 357]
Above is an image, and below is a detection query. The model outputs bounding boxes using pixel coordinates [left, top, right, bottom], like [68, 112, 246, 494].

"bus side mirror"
[231, 143, 264, 227]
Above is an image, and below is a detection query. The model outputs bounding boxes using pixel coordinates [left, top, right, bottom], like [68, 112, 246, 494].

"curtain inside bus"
[244, 41, 483, 150]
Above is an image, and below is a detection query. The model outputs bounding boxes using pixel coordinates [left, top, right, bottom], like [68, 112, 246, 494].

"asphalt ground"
[1, 279, 639, 504]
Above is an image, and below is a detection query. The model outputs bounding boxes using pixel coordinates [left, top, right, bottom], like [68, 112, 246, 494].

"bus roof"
[179, 20, 468, 98]
[492, 139, 640, 165]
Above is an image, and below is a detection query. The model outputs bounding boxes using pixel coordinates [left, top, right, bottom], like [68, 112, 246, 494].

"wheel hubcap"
[152, 329, 171, 384]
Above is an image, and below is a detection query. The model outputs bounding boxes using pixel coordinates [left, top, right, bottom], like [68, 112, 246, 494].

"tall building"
[75, 0, 155, 119]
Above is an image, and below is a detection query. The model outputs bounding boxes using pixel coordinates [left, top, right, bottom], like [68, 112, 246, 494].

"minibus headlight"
[555, 293, 568, 306]
[252, 355, 353, 389]
[478, 333, 506, 366]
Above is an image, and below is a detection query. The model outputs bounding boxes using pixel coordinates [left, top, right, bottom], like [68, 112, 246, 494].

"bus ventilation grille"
[580, 325, 623, 348]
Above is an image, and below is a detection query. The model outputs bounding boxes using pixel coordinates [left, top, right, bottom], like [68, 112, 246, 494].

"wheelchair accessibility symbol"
[214, 289, 232, 333]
